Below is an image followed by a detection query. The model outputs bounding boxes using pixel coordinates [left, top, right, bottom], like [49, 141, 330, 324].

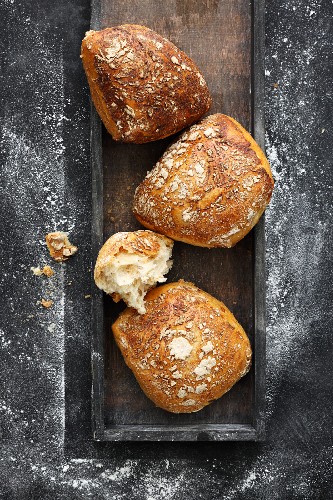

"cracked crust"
[133, 113, 274, 247]
[81, 25, 211, 143]
[112, 280, 252, 413]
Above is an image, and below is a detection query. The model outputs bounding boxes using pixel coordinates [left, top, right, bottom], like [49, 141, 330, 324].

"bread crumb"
[31, 265, 54, 277]
[31, 267, 43, 276]
[84, 294, 91, 299]
[42, 265, 54, 277]
[45, 231, 78, 262]
[41, 299, 53, 308]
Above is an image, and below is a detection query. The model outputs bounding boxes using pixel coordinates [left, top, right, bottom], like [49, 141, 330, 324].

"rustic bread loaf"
[94, 230, 173, 314]
[112, 280, 252, 413]
[133, 113, 274, 247]
[81, 24, 211, 143]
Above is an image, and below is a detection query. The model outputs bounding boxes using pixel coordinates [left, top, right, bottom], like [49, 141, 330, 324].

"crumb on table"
[41, 298, 53, 308]
[45, 231, 78, 262]
[31, 265, 55, 277]
[42, 265, 54, 277]
[31, 266, 43, 276]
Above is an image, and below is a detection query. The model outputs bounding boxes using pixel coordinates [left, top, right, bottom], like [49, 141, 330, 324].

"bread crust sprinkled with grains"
[133, 113, 274, 247]
[81, 25, 211, 143]
[112, 281, 252, 413]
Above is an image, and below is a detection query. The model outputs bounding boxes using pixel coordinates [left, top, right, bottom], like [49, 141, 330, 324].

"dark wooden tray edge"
[252, 0, 266, 442]
[91, 0, 104, 441]
[90, 0, 266, 442]
[103, 424, 258, 442]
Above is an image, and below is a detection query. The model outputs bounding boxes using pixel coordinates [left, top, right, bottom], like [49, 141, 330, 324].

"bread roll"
[133, 113, 274, 247]
[94, 230, 173, 314]
[81, 25, 211, 143]
[112, 281, 252, 413]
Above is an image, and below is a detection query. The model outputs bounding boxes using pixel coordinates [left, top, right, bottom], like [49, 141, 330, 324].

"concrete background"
[1, 0, 332, 498]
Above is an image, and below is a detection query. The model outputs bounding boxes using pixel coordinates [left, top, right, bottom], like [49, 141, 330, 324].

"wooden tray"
[91, 0, 266, 441]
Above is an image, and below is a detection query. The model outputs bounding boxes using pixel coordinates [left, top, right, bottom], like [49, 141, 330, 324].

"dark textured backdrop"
[1, 0, 332, 498]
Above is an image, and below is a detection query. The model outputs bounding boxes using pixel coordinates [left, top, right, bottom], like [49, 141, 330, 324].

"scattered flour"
[0, 1, 331, 499]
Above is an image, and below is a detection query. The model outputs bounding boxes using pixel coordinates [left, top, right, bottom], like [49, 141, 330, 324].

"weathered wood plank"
[91, 0, 266, 441]
[102, 424, 258, 442]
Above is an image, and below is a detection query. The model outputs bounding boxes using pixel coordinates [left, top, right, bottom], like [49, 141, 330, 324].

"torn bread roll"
[133, 113, 274, 247]
[94, 230, 173, 314]
[81, 24, 211, 143]
[112, 281, 252, 413]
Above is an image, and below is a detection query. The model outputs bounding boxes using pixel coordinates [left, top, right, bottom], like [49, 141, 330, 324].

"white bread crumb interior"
[94, 230, 173, 314]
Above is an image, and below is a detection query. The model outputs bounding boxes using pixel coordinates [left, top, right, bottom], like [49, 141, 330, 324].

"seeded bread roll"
[133, 113, 274, 247]
[112, 280, 252, 413]
[81, 25, 211, 143]
[94, 230, 173, 314]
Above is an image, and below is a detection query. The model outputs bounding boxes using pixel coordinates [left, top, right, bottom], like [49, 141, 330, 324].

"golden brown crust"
[45, 232, 78, 262]
[81, 25, 212, 143]
[112, 281, 252, 413]
[41, 299, 53, 308]
[42, 265, 54, 277]
[133, 113, 274, 247]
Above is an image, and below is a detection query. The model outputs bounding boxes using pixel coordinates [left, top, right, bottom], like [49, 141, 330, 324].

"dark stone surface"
[1, 0, 332, 498]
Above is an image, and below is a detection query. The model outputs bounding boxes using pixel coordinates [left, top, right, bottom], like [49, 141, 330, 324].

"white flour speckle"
[0, 0, 331, 498]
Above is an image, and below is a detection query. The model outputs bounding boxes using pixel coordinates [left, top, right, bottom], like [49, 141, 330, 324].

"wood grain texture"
[91, 0, 266, 441]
